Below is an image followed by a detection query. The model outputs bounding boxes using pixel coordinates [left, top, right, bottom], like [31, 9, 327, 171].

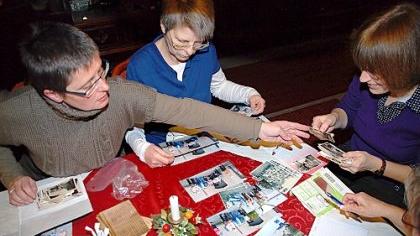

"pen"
[326, 192, 343, 207]
[325, 192, 363, 223]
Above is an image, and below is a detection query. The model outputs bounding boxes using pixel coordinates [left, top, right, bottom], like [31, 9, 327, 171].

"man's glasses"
[402, 209, 419, 229]
[166, 31, 209, 51]
[65, 60, 109, 97]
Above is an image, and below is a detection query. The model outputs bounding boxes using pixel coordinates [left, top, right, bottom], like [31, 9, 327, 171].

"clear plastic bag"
[86, 158, 149, 200]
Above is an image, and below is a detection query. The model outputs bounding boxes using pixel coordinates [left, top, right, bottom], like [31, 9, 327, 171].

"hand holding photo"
[36, 177, 83, 209]
[309, 128, 335, 143]
[317, 142, 349, 165]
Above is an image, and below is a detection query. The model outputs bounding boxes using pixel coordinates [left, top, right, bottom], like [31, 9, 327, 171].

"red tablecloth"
[73, 151, 315, 235]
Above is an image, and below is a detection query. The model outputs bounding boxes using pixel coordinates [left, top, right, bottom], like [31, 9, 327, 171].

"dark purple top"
[337, 76, 420, 165]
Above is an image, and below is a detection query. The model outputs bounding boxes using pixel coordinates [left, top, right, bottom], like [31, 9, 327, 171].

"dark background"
[0, 0, 408, 91]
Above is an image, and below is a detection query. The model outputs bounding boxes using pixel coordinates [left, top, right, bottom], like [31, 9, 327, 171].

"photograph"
[309, 127, 335, 143]
[36, 178, 83, 209]
[220, 183, 286, 215]
[293, 154, 322, 173]
[180, 161, 246, 202]
[256, 215, 304, 236]
[207, 207, 281, 236]
[251, 161, 302, 194]
[317, 142, 347, 164]
[230, 104, 254, 117]
[159, 132, 220, 165]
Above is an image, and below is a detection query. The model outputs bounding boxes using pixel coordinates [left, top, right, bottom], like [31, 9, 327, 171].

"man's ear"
[160, 23, 166, 34]
[43, 89, 64, 103]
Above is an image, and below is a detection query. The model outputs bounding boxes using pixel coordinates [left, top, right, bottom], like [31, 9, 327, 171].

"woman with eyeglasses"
[342, 167, 419, 236]
[125, 0, 266, 168]
[311, 3, 420, 208]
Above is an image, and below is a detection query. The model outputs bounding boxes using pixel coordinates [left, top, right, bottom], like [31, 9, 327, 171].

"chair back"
[111, 58, 130, 79]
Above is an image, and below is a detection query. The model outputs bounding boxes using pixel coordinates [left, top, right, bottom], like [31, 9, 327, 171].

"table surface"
[72, 151, 315, 235]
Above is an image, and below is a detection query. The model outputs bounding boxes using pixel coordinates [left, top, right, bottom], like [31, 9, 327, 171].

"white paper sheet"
[309, 210, 402, 236]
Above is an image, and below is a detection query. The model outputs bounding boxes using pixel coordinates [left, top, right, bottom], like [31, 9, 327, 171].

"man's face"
[62, 55, 110, 111]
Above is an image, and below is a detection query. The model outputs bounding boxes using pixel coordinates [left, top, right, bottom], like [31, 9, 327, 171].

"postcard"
[251, 160, 302, 194]
[291, 168, 353, 217]
[180, 161, 246, 202]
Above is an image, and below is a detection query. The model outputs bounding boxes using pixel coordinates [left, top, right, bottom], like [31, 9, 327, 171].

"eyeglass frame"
[65, 60, 109, 97]
[402, 209, 419, 229]
[165, 30, 209, 51]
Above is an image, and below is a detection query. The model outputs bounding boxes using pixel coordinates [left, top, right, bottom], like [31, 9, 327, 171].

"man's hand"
[144, 144, 174, 168]
[340, 151, 382, 174]
[248, 95, 266, 114]
[8, 176, 37, 206]
[312, 113, 337, 133]
[342, 192, 389, 218]
[259, 121, 310, 143]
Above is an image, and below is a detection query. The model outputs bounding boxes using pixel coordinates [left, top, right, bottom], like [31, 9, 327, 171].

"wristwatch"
[374, 159, 386, 176]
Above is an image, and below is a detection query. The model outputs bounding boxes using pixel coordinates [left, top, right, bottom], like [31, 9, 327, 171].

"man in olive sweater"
[0, 22, 309, 206]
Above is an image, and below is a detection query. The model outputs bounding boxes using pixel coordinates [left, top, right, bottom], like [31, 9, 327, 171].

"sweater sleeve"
[336, 76, 362, 129]
[0, 91, 28, 188]
[210, 69, 260, 104]
[150, 93, 262, 140]
[0, 146, 27, 188]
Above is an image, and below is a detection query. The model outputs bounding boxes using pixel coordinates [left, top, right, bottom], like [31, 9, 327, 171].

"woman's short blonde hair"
[352, 3, 420, 95]
[161, 0, 215, 41]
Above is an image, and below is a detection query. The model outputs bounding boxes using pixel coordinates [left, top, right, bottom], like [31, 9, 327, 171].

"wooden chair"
[111, 58, 130, 79]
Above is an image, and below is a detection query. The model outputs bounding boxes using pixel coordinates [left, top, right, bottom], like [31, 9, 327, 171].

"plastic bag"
[86, 158, 149, 200]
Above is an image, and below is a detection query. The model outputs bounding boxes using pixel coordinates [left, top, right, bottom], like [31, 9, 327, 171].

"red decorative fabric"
[72, 151, 314, 235]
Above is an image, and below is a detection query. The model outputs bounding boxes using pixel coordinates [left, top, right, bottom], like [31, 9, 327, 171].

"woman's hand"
[144, 144, 174, 168]
[340, 151, 382, 174]
[311, 113, 338, 133]
[342, 192, 389, 218]
[249, 95, 266, 115]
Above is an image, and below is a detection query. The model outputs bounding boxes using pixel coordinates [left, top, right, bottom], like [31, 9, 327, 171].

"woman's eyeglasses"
[166, 31, 209, 51]
[65, 60, 109, 97]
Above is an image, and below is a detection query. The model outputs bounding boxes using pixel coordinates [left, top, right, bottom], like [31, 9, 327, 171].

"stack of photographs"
[317, 142, 348, 165]
[18, 174, 92, 236]
[159, 132, 220, 165]
[179, 161, 246, 202]
[36, 177, 83, 210]
[250, 160, 303, 194]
